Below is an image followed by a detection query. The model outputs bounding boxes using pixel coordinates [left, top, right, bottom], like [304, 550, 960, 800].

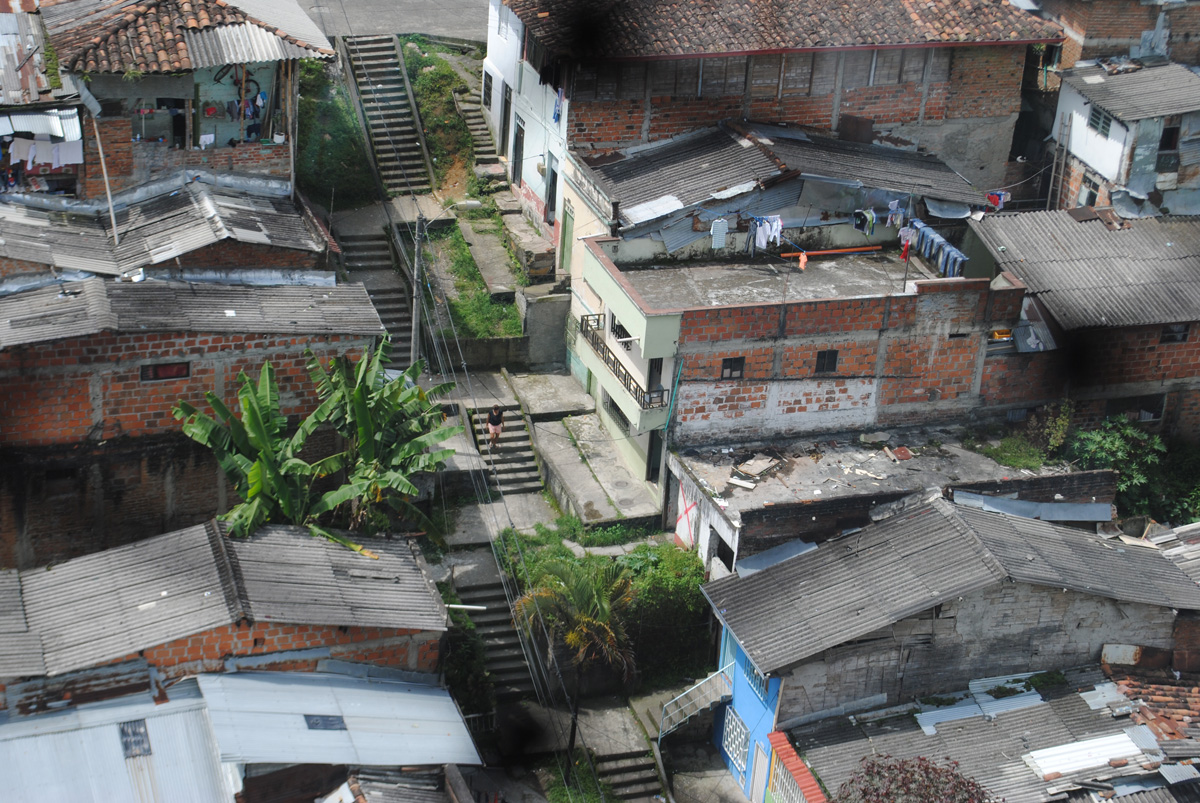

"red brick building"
[968, 209, 1200, 440]
[1040, 0, 1200, 71]
[0, 278, 384, 568]
[0, 520, 448, 711]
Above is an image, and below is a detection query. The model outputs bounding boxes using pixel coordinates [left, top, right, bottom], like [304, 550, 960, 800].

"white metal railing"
[659, 662, 734, 740]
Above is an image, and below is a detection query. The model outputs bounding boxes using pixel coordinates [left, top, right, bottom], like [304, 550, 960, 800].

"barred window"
[722, 707, 750, 772]
[602, 390, 632, 434]
[769, 747, 810, 803]
[746, 664, 769, 701]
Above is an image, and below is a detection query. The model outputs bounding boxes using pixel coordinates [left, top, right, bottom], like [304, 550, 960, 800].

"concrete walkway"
[507, 372, 595, 420]
[330, 195, 446, 236]
[502, 696, 651, 758]
[457, 216, 516, 301]
[563, 414, 660, 520]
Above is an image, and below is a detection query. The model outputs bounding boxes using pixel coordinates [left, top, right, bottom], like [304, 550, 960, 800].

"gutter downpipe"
[91, 116, 120, 246]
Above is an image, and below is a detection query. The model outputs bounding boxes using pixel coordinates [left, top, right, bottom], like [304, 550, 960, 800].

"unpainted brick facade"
[1040, 0, 1200, 69]
[77, 117, 291, 200]
[671, 277, 1025, 445]
[0, 331, 373, 568]
[777, 580, 1177, 726]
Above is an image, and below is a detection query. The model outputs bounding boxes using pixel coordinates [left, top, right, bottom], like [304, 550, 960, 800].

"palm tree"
[513, 559, 636, 767]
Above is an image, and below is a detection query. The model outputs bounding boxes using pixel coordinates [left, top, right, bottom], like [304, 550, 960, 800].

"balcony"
[580, 314, 669, 410]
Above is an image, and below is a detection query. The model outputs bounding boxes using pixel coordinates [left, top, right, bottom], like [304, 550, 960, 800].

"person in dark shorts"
[487, 404, 503, 448]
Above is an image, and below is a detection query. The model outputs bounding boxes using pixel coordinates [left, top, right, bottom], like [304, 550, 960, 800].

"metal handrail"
[580, 314, 669, 410]
[659, 662, 734, 740]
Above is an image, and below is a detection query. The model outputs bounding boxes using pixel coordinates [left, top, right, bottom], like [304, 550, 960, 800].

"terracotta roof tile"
[504, 0, 1062, 59]
[1107, 666, 1200, 742]
[48, 0, 332, 74]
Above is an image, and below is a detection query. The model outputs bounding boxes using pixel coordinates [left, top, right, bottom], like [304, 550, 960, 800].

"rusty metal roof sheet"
[0, 11, 79, 108]
[0, 277, 383, 348]
[969, 210, 1200, 330]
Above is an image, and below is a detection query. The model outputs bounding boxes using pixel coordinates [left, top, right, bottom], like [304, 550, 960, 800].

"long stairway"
[470, 405, 543, 495]
[455, 89, 498, 164]
[594, 750, 664, 802]
[344, 35, 433, 195]
[455, 581, 536, 702]
[337, 231, 413, 363]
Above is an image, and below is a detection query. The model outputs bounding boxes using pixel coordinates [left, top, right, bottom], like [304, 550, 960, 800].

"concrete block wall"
[0, 332, 370, 448]
[776, 581, 1178, 726]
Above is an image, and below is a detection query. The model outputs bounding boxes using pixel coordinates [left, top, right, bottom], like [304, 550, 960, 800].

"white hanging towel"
[765, 215, 783, 246]
[709, 217, 729, 249]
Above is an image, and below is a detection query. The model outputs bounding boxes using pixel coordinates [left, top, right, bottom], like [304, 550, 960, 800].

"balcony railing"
[580, 314, 669, 410]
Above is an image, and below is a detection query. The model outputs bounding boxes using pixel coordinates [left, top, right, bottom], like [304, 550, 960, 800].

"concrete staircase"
[337, 231, 413, 363]
[454, 89, 498, 164]
[454, 581, 536, 702]
[344, 35, 433, 195]
[594, 750, 663, 802]
[471, 405, 543, 495]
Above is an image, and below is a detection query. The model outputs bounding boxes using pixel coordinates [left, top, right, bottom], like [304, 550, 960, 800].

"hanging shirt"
[765, 215, 783, 246]
[755, 218, 771, 249]
[709, 217, 729, 249]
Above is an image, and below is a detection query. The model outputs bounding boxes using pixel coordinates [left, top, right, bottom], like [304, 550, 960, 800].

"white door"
[750, 742, 770, 803]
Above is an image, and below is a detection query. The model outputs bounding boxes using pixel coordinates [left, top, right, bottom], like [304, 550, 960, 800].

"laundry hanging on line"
[852, 208, 876, 236]
[754, 215, 782, 248]
[709, 217, 729, 249]
[910, 218, 969, 277]
[886, 199, 904, 228]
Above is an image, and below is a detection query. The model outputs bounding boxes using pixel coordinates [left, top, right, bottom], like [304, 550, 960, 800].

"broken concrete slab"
[457, 217, 515, 301]
[507, 371, 595, 420]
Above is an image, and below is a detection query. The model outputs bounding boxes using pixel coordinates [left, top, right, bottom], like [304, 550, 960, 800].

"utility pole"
[410, 214, 424, 367]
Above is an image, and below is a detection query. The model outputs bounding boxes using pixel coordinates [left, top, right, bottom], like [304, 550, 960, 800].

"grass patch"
[431, 226, 521, 338]
[401, 36, 473, 185]
[980, 434, 1046, 471]
[296, 59, 377, 209]
[1027, 670, 1068, 690]
[541, 751, 615, 803]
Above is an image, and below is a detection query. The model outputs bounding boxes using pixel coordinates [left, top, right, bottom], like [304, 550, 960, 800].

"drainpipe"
[91, 116, 120, 246]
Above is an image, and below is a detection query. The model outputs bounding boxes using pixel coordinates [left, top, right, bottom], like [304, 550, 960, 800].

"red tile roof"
[1108, 666, 1200, 742]
[768, 731, 829, 803]
[505, 0, 1063, 60]
[47, 0, 332, 74]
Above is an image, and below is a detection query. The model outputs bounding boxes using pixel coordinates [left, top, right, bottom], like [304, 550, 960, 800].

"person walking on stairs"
[487, 404, 504, 450]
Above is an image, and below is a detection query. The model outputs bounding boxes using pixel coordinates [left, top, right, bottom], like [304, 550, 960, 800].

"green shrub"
[980, 434, 1046, 471]
[295, 60, 376, 209]
[620, 544, 710, 686]
[401, 36, 472, 183]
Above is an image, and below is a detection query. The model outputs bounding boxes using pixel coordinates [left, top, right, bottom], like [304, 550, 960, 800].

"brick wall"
[738, 490, 911, 556]
[949, 468, 1118, 504]
[980, 350, 1068, 407]
[778, 581, 1177, 725]
[1056, 153, 1116, 210]
[77, 117, 291, 200]
[141, 621, 441, 679]
[1041, 0, 1200, 67]
[0, 331, 370, 448]
[671, 279, 1019, 445]
[568, 45, 1020, 151]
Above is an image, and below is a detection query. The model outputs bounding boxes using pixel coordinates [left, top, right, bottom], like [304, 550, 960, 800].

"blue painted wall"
[716, 626, 781, 801]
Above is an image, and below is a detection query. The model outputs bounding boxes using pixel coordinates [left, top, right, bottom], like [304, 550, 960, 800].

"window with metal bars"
[722, 707, 750, 772]
[769, 747, 809, 803]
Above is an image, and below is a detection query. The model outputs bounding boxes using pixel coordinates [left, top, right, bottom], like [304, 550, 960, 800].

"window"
[722, 706, 750, 772]
[1158, 114, 1181, 172]
[1162, 323, 1190, 343]
[482, 71, 493, 109]
[745, 663, 769, 701]
[1077, 175, 1099, 208]
[716, 534, 734, 572]
[1106, 393, 1165, 422]
[119, 720, 152, 758]
[140, 362, 190, 381]
[602, 390, 632, 435]
[304, 715, 348, 730]
[721, 357, 745, 379]
[610, 313, 633, 351]
[815, 349, 838, 374]
[770, 747, 808, 803]
[1088, 106, 1113, 138]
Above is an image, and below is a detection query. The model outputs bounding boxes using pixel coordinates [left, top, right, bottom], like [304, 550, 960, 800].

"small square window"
[482, 72, 493, 109]
[721, 357, 744, 379]
[1087, 106, 1112, 138]
[140, 362, 190, 382]
[1162, 323, 1190, 344]
[119, 720, 152, 758]
[815, 349, 838, 374]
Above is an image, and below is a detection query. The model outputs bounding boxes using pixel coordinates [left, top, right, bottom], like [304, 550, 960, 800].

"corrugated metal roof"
[230, 526, 447, 632]
[581, 128, 783, 226]
[0, 568, 44, 676]
[704, 499, 1200, 674]
[0, 182, 323, 276]
[184, 21, 325, 69]
[197, 672, 482, 766]
[969, 210, 1200, 330]
[0, 11, 79, 107]
[0, 686, 232, 802]
[1025, 732, 1144, 775]
[1062, 63, 1200, 122]
[0, 277, 384, 348]
[0, 523, 443, 679]
[347, 769, 451, 803]
[755, 127, 986, 206]
[953, 490, 1112, 522]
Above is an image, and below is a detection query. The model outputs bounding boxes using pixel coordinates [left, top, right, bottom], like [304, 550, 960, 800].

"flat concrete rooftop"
[677, 426, 1052, 524]
[622, 251, 935, 310]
